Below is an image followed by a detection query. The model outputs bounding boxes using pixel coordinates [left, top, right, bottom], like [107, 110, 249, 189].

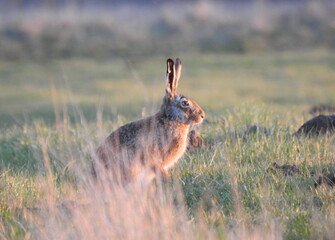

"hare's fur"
[93, 58, 205, 185]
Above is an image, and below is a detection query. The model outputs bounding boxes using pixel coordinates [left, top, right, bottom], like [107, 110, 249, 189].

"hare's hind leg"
[135, 168, 156, 187]
[134, 165, 169, 187]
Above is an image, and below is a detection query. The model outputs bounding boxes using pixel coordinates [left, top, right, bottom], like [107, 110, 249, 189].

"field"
[1, 1, 335, 239]
[1, 50, 335, 239]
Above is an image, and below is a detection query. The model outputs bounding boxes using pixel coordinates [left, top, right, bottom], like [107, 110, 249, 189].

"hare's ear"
[165, 58, 176, 98]
[174, 58, 182, 91]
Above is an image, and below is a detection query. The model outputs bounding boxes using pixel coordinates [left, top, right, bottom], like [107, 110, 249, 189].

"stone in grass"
[314, 169, 335, 188]
[243, 124, 271, 138]
[295, 115, 335, 136]
[313, 196, 323, 208]
[270, 162, 335, 189]
[187, 130, 206, 151]
[309, 104, 335, 115]
[270, 162, 302, 176]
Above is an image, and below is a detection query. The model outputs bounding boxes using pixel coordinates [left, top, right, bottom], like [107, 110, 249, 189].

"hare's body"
[93, 58, 205, 184]
[96, 113, 189, 183]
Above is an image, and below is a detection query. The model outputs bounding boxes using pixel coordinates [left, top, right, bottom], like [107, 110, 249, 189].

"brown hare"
[93, 58, 205, 185]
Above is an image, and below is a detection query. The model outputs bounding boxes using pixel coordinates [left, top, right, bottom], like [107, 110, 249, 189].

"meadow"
[1, 50, 335, 239]
[1, 1, 335, 239]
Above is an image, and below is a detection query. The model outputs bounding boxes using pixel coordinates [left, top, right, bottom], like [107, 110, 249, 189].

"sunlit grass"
[1, 51, 335, 126]
[1, 51, 335, 239]
[1, 102, 335, 239]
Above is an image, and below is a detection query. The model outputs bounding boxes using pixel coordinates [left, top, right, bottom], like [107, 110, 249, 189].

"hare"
[92, 58, 205, 185]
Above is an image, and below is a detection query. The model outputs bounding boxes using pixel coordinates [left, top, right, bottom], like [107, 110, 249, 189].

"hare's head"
[161, 58, 205, 125]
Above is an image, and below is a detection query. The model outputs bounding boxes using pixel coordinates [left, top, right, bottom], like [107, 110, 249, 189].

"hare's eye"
[181, 100, 189, 107]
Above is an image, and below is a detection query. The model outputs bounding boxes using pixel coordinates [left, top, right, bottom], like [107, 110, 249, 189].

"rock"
[314, 169, 335, 188]
[243, 124, 271, 138]
[270, 162, 302, 176]
[187, 130, 206, 151]
[295, 115, 335, 136]
[269, 162, 335, 189]
[245, 125, 259, 135]
[313, 196, 323, 208]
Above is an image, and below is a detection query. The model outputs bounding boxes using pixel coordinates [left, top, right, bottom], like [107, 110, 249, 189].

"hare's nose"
[200, 110, 205, 119]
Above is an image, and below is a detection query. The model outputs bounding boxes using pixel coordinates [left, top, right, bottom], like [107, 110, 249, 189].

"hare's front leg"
[150, 165, 170, 181]
[159, 167, 170, 180]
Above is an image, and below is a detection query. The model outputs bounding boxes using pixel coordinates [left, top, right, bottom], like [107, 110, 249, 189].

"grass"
[1, 50, 335, 126]
[1, 51, 335, 239]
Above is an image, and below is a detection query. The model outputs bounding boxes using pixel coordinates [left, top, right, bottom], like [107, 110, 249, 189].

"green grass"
[1, 51, 335, 239]
[1, 50, 335, 127]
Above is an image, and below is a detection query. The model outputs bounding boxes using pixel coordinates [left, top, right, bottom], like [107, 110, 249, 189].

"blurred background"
[0, 0, 335, 127]
[1, 0, 335, 59]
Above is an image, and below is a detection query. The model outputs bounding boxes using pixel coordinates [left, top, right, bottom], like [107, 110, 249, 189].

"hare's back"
[103, 116, 157, 154]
